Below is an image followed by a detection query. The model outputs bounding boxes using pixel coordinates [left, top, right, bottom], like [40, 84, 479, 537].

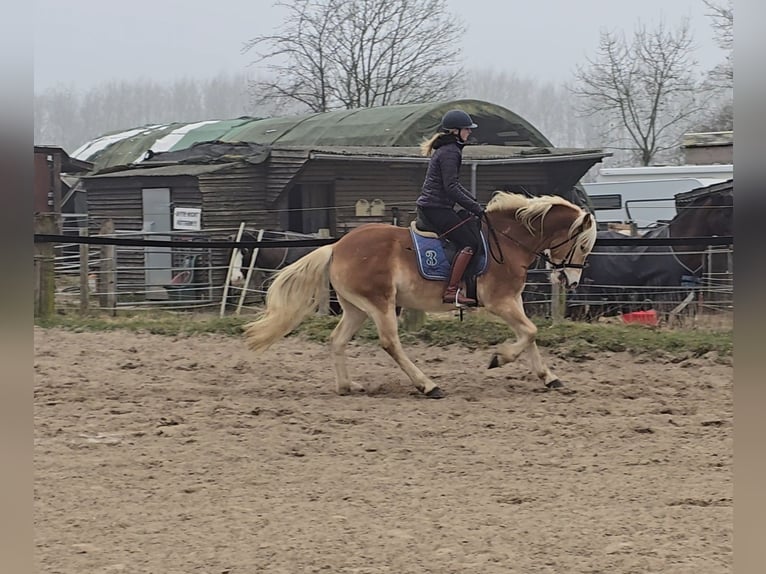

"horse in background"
[567, 183, 733, 320]
[227, 229, 322, 305]
[244, 192, 597, 398]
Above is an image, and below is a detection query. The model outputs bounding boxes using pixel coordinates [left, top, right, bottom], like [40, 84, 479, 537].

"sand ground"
[34, 327, 732, 573]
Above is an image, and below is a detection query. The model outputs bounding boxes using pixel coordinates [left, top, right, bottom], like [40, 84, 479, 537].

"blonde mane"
[486, 191, 596, 252]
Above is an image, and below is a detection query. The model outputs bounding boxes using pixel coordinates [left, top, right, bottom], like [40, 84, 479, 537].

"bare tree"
[243, 0, 465, 112]
[571, 19, 709, 166]
[703, 0, 733, 88]
[461, 69, 605, 150]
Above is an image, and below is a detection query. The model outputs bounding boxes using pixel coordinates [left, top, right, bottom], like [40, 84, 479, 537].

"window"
[589, 194, 622, 210]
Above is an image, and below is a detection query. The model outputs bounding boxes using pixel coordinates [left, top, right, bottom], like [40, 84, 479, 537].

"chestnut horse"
[244, 192, 597, 398]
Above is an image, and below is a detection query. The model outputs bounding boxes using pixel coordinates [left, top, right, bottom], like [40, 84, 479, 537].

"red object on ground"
[621, 310, 658, 326]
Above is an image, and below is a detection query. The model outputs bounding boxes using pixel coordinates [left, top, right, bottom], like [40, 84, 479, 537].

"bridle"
[482, 212, 587, 270]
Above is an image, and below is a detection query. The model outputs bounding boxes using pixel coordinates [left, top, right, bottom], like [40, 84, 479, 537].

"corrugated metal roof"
[71, 100, 558, 171]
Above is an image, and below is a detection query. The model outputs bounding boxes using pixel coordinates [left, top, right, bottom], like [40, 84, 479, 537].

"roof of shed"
[221, 100, 552, 148]
[84, 162, 239, 179]
[301, 145, 606, 162]
[71, 100, 559, 171]
[72, 118, 256, 172]
[84, 143, 609, 179]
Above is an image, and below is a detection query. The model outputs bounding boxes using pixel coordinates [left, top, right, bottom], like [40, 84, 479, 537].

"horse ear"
[582, 211, 594, 229]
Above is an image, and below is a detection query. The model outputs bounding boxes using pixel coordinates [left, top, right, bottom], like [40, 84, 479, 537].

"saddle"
[409, 213, 488, 303]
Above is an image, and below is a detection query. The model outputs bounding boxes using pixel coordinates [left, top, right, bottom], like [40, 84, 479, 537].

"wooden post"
[34, 213, 58, 319]
[400, 308, 427, 331]
[98, 220, 117, 316]
[550, 281, 565, 324]
[79, 228, 89, 315]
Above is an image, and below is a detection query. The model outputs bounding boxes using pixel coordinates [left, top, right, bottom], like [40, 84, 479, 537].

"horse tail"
[243, 244, 333, 352]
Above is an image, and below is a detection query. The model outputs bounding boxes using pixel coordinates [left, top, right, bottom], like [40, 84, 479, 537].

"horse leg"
[487, 296, 562, 388]
[329, 298, 369, 395]
[368, 306, 444, 398]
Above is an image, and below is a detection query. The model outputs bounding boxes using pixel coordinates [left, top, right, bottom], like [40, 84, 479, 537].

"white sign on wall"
[173, 207, 202, 231]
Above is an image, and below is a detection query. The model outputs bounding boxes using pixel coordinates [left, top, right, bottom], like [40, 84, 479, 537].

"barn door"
[287, 183, 332, 234]
[142, 188, 172, 300]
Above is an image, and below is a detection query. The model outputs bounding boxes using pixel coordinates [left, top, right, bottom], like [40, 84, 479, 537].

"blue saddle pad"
[409, 228, 489, 281]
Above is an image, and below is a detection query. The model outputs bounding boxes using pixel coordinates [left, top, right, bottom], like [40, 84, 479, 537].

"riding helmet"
[440, 109, 478, 130]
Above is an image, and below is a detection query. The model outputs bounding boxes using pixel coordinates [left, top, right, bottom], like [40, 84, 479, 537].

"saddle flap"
[409, 227, 489, 282]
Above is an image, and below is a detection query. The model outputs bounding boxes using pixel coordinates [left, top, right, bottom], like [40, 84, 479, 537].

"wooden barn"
[34, 145, 92, 224]
[77, 100, 609, 302]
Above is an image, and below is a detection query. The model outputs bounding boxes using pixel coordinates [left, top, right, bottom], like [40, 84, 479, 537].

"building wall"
[197, 166, 270, 291]
[295, 159, 592, 234]
[34, 152, 53, 213]
[683, 146, 733, 165]
[83, 175, 203, 296]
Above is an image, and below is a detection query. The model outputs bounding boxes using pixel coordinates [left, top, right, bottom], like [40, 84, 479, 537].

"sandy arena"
[34, 326, 732, 573]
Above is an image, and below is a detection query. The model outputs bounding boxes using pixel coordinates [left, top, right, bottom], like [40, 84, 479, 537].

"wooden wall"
[293, 158, 594, 234]
[84, 175, 203, 297]
[79, 155, 598, 303]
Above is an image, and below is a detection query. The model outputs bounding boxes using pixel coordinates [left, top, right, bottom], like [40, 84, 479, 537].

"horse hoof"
[546, 379, 563, 389]
[425, 387, 446, 399]
[488, 354, 500, 369]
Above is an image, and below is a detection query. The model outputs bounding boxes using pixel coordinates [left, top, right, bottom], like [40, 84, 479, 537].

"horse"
[243, 192, 597, 398]
[228, 229, 322, 303]
[567, 183, 733, 319]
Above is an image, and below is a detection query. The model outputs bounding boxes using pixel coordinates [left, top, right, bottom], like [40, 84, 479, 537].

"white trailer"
[583, 164, 732, 232]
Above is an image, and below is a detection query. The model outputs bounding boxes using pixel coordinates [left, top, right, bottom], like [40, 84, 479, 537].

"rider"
[416, 109, 484, 306]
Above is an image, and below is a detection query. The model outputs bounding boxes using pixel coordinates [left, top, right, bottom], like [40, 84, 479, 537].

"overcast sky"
[33, 0, 726, 93]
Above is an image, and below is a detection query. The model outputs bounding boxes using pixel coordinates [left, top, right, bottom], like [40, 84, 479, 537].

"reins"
[437, 215, 476, 239]
[482, 212, 587, 270]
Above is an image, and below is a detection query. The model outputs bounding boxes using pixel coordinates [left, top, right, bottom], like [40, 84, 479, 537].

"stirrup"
[444, 288, 475, 307]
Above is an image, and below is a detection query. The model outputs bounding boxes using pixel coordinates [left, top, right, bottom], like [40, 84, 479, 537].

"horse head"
[704, 188, 734, 237]
[673, 186, 733, 238]
[228, 230, 259, 287]
[486, 192, 597, 289]
[229, 229, 325, 288]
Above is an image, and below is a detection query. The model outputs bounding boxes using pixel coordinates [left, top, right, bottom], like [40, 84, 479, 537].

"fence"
[34, 213, 734, 326]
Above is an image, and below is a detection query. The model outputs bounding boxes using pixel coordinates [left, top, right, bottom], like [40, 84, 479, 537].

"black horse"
[226, 229, 334, 309]
[567, 181, 733, 319]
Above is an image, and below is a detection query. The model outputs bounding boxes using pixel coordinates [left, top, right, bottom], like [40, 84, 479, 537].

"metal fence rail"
[37, 216, 734, 326]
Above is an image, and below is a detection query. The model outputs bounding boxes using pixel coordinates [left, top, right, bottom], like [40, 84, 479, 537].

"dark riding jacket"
[416, 134, 483, 216]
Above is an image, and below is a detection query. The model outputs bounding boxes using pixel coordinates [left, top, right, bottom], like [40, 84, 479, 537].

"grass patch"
[36, 309, 732, 358]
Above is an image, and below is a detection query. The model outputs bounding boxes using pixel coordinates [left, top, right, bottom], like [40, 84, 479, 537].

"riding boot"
[443, 247, 476, 306]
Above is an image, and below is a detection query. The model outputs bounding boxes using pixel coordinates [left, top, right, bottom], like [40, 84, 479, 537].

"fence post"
[34, 213, 58, 319]
[79, 228, 89, 315]
[551, 281, 566, 324]
[98, 219, 117, 316]
[400, 308, 427, 331]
